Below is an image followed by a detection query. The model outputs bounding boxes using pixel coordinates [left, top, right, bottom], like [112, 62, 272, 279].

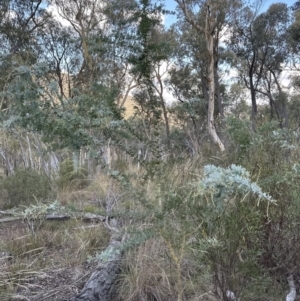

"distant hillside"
[120, 95, 137, 119]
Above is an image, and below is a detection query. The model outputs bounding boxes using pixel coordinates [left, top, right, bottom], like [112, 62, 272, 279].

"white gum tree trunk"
[175, 0, 225, 152]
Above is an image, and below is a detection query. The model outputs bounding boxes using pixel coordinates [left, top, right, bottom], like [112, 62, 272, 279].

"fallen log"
[68, 237, 122, 301]
[82, 213, 106, 222]
[0, 210, 14, 216]
[0, 216, 22, 223]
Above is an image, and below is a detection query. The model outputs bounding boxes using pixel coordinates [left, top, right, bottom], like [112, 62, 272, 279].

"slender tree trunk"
[249, 72, 257, 131]
[205, 19, 225, 152]
[213, 35, 224, 122]
[271, 70, 288, 127]
[18, 136, 29, 168]
[215, 67, 224, 120]
[153, 66, 171, 150]
[286, 275, 296, 301]
[26, 134, 34, 169]
[174, 0, 225, 152]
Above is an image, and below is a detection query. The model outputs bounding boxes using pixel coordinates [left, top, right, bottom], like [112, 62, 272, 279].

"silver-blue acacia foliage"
[200, 164, 275, 203]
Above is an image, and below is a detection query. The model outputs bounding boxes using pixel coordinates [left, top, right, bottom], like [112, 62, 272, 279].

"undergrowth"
[0, 219, 109, 299]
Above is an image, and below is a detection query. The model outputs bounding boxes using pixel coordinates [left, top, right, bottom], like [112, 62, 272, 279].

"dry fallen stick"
[0, 212, 106, 224]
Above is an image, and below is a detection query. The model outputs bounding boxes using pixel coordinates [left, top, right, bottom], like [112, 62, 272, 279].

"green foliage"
[0, 168, 53, 209]
[118, 159, 275, 300]
[224, 122, 300, 287]
[56, 159, 89, 190]
[227, 116, 251, 156]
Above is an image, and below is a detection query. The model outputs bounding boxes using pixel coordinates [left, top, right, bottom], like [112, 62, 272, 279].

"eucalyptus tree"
[168, 16, 232, 153]
[0, 0, 51, 110]
[36, 19, 82, 100]
[0, 0, 50, 57]
[173, 0, 242, 152]
[47, 0, 114, 88]
[292, 0, 300, 12]
[168, 36, 209, 155]
[0, 0, 131, 174]
[0, 0, 50, 116]
[128, 0, 175, 153]
[229, 2, 291, 129]
[288, 8, 300, 71]
[254, 4, 290, 127]
[0, 1, 54, 174]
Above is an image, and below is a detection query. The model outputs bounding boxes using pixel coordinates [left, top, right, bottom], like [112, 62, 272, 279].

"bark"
[213, 33, 224, 122]
[153, 65, 171, 150]
[271, 69, 288, 127]
[248, 59, 257, 132]
[286, 275, 296, 301]
[68, 238, 122, 301]
[205, 16, 225, 152]
[215, 65, 224, 120]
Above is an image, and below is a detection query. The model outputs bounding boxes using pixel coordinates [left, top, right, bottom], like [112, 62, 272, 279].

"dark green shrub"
[0, 169, 54, 209]
[226, 116, 252, 162]
[56, 159, 89, 190]
[225, 122, 300, 288]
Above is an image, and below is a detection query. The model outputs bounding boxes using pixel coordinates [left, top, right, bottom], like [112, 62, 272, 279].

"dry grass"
[113, 238, 177, 301]
[113, 238, 210, 301]
[0, 219, 109, 298]
[57, 171, 121, 211]
[0, 155, 209, 300]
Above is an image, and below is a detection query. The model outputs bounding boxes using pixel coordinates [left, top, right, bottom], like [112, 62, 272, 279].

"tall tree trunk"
[215, 66, 224, 120]
[153, 66, 171, 151]
[271, 70, 288, 127]
[205, 13, 225, 152]
[249, 67, 257, 132]
[213, 34, 224, 122]
[175, 0, 225, 152]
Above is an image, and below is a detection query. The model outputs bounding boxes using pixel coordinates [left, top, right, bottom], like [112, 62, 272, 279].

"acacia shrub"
[112, 158, 276, 301]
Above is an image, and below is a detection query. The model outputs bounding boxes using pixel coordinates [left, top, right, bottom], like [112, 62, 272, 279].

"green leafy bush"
[224, 122, 300, 293]
[0, 169, 54, 209]
[56, 159, 89, 190]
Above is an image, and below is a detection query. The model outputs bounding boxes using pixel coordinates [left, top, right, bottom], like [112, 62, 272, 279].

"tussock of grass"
[113, 239, 177, 301]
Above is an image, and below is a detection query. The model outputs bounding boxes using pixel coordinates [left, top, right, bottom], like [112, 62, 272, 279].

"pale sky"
[163, 0, 298, 27]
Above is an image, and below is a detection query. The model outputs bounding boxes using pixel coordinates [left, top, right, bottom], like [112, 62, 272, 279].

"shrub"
[224, 122, 300, 295]
[56, 159, 89, 190]
[114, 159, 276, 301]
[0, 168, 54, 209]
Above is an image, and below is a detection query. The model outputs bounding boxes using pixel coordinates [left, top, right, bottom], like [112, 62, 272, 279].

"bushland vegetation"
[1, 0, 300, 300]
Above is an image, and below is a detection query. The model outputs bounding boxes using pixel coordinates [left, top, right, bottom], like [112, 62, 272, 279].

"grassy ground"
[0, 217, 109, 301]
